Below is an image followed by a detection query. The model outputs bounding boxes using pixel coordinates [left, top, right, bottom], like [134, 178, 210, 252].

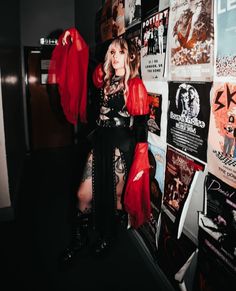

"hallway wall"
[0, 0, 23, 219]
[20, 0, 75, 47]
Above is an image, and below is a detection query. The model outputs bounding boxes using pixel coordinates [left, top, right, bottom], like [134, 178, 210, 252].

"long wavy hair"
[103, 38, 131, 100]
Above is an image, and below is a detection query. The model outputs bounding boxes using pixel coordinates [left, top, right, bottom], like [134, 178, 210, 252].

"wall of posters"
[215, 0, 236, 82]
[167, 81, 211, 162]
[207, 82, 236, 188]
[92, 0, 236, 288]
[141, 8, 169, 81]
[168, 0, 214, 81]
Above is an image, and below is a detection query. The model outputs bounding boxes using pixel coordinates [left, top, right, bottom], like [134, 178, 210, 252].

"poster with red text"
[207, 82, 236, 189]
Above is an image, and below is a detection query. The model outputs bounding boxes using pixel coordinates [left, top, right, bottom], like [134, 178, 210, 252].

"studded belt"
[97, 117, 130, 128]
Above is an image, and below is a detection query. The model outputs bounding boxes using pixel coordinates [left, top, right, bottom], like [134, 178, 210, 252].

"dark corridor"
[0, 144, 174, 291]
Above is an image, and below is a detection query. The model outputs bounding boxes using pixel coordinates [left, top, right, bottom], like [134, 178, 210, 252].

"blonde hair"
[103, 38, 131, 99]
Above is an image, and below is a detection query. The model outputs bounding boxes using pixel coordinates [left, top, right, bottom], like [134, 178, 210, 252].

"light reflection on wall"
[2, 75, 18, 85]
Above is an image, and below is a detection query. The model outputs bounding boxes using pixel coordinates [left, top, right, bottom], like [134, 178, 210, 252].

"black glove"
[133, 115, 148, 143]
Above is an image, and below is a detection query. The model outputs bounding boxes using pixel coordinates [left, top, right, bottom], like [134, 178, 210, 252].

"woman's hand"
[62, 30, 73, 46]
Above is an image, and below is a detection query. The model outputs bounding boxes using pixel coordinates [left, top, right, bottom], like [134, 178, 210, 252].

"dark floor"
[1, 145, 174, 291]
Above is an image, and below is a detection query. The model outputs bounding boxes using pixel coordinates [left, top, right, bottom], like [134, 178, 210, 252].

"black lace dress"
[88, 82, 134, 238]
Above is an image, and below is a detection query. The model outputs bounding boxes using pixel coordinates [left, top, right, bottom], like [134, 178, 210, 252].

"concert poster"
[100, 0, 113, 42]
[207, 82, 236, 189]
[124, 0, 141, 30]
[125, 23, 141, 74]
[147, 92, 162, 136]
[167, 81, 211, 162]
[141, 8, 169, 81]
[163, 146, 204, 238]
[111, 0, 126, 38]
[168, 0, 214, 81]
[148, 142, 166, 195]
[215, 0, 236, 82]
[198, 213, 236, 286]
[198, 173, 236, 275]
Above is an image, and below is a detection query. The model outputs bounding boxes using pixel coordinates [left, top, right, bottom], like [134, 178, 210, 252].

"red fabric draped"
[124, 143, 151, 229]
[92, 63, 104, 88]
[47, 28, 89, 125]
[126, 77, 149, 116]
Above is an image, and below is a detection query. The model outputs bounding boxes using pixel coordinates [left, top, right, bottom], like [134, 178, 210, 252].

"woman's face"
[110, 43, 126, 75]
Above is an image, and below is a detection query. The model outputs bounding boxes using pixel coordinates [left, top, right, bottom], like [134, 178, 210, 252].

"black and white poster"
[141, 8, 169, 81]
[167, 81, 211, 162]
[199, 173, 236, 271]
[124, 0, 141, 30]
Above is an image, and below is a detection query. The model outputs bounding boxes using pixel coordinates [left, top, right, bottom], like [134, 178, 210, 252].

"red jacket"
[48, 28, 89, 124]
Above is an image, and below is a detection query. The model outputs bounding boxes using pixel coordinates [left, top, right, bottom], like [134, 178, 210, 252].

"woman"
[61, 36, 150, 263]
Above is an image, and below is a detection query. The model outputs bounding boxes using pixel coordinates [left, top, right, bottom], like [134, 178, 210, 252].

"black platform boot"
[61, 210, 90, 264]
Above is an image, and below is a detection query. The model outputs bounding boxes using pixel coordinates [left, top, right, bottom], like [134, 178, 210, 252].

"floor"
[1, 144, 175, 291]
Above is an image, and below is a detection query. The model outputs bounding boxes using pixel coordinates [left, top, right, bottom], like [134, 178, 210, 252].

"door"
[25, 46, 74, 150]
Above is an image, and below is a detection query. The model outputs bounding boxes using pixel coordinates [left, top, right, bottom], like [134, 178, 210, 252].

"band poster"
[148, 142, 166, 195]
[125, 23, 141, 73]
[168, 0, 214, 81]
[215, 0, 236, 82]
[167, 81, 211, 162]
[147, 92, 162, 136]
[137, 146, 165, 260]
[163, 146, 204, 238]
[207, 82, 236, 189]
[100, 0, 113, 42]
[140, 8, 169, 81]
[111, 0, 126, 38]
[146, 81, 169, 146]
[198, 212, 236, 279]
[124, 0, 141, 30]
[203, 173, 236, 259]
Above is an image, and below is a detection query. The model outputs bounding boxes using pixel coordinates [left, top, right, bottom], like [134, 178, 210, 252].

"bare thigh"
[114, 148, 126, 210]
[77, 151, 93, 212]
[77, 148, 127, 211]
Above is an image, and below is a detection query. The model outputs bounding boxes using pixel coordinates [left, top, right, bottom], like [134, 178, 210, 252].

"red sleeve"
[92, 63, 104, 88]
[126, 78, 149, 116]
[124, 143, 151, 228]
